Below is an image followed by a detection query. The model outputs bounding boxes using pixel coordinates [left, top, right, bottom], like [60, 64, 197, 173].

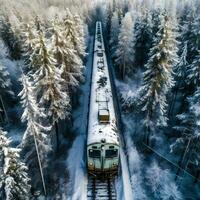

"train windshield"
[105, 149, 118, 158]
[89, 149, 101, 158]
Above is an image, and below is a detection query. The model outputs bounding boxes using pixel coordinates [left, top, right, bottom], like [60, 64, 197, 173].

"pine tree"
[168, 43, 188, 118]
[171, 87, 200, 182]
[187, 51, 200, 88]
[73, 14, 86, 59]
[106, 2, 113, 38]
[115, 12, 134, 80]
[0, 59, 14, 122]
[150, 9, 162, 37]
[19, 73, 50, 195]
[60, 11, 84, 92]
[21, 22, 37, 73]
[181, 11, 199, 64]
[0, 128, 31, 200]
[0, 15, 22, 60]
[133, 11, 153, 68]
[64, 9, 85, 58]
[33, 31, 70, 149]
[139, 14, 178, 144]
[146, 161, 182, 200]
[109, 11, 120, 60]
[0, 61, 13, 96]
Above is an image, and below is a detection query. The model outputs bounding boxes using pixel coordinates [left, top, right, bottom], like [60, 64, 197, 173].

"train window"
[105, 149, 118, 158]
[109, 146, 114, 149]
[89, 149, 101, 158]
[92, 146, 97, 149]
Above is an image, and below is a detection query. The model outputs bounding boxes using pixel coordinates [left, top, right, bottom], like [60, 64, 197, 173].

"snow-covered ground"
[114, 70, 193, 199]
[65, 35, 94, 199]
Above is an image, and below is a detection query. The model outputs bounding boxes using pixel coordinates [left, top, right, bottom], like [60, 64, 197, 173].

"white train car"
[87, 21, 120, 176]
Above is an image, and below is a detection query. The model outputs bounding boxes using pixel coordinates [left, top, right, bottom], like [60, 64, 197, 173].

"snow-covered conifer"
[0, 15, 22, 60]
[181, 12, 199, 64]
[106, 3, 113, 37]
[115, 12, 134, 79]
[171, 87, 200, 172]
[133, 11, 153, 67]
[187, 51, 200, 87]
[19, 73, 50, 194]
[21, 22, 37, 72]
[0, 128, 31, 200]
[109, 11, 120, 59]
[64, 9, 85, 58]
[57, 12, 84, 91]
[0, 60, 14, 97]
[174, 43, 188, 78]
[168, 43, 188, 117]
[0, 59, 14, 122]
[33, 30, 70, 149]
[150, 9, 162, 37]
[73, 14, 86, 58]
[139, 14, 178, 136]
[146, 161, 182, 200]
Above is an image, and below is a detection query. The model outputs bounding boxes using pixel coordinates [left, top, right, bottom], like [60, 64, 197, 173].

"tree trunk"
[122, 58, 126, 80]
[33, 132, 47, 196]
[194, 170, 200, 183]
[0, 95, 8, 123]
[0, 111, 3, 122]
[168, 78, 181, 120]
[175, 138, 191, 181]
[146, 125, 151, 146]
[55, 121, 59, 152]
[144, 124, 151, 146]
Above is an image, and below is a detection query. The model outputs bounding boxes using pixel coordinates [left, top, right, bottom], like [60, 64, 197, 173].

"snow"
[87, 21, 119, 145]
[65, 35, 94, 199]
[66, 135, 87, 200]
[119, 149, 134, 200]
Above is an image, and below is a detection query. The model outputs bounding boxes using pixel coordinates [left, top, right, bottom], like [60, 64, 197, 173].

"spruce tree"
[33, 31, 70, 149]
[64, 9, 85, 58]
[187, 51, 200, 88]
[0, 15, 22, 60]
[0, 59, 14, 122]
[60, 11, 84, 92]
[21, 22, 37, 73]
[0, 128, 31, 200]
[133, 11, 153, 68]
[115, 12, 134, 80]
[106, 2, 113, 38]
[19, 73, 50, 195]
[181, 11, 199, 65]
[109, 11, 120, 60]
[168, 43, 188, 118]
[171, 87, 200, 182]
[139, 14, 178, 143]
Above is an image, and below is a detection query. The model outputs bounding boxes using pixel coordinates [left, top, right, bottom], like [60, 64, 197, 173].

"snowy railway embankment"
[104, 29, 134, 200]
[65, 35, 94, 200]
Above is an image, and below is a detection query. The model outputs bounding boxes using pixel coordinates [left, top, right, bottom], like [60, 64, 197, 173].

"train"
[87, 21, 120, 176]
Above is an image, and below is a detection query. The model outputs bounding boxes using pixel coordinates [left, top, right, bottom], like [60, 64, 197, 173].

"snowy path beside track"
[104, 32, 133, 200]
[65, 36, 94, 200]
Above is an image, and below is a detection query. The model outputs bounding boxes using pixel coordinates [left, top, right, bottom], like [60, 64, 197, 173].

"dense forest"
[0, 0, 200, 199]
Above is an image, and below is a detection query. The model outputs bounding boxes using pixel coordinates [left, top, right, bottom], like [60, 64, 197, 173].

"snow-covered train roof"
[87, 21, 119, 145]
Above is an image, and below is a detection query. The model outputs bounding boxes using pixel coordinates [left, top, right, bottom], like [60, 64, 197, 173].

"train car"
[87, 21, 120, 176]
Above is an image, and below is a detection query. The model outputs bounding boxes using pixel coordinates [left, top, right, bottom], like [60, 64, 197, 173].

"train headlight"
[89, 162, 93, 166]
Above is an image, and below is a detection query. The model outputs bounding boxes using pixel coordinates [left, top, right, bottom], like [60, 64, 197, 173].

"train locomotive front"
[87, 21, 120, 176]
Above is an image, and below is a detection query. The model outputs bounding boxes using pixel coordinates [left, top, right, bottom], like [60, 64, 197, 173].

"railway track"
[87, 176, 117, 200]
